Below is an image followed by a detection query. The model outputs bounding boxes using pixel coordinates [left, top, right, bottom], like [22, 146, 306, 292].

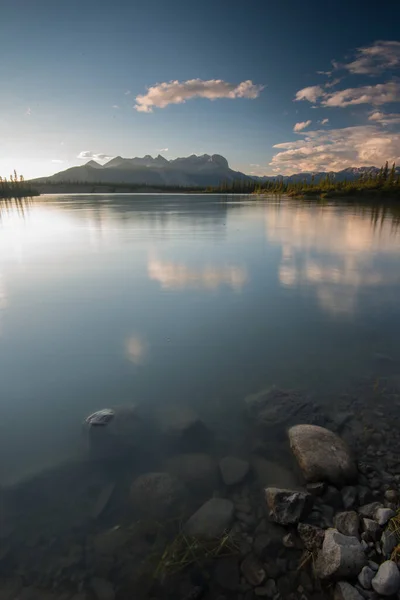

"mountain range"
[31, 155, 399, 188]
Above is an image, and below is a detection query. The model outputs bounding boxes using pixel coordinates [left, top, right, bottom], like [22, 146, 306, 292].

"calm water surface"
[0, 194, 400, 485]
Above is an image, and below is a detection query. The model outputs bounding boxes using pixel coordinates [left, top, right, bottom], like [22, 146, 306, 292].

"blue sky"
[1, 0, 400, 178]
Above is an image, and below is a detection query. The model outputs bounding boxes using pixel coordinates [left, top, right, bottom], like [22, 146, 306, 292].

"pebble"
[335, 511, 360, 539]
[372, 560, 400, 596]
[375, 507, 395, 526]
[241, 554, 266, 587]
[254, 580, 277, 598]
[358, 566, 375, 590]
[362, 518, 381, 542]
[342, 486, 357, 510]
[384, 489, 398, 503]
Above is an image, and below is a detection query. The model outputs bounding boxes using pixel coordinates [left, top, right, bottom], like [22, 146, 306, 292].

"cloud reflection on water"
[125, 335, 149, 365]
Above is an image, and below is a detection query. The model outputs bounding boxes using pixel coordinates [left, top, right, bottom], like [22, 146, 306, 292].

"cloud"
[124, 90, 131, 95]
[324, 77, 342, 89]
[157, 148, 169, 152]
[77, 151, 113, 161]
[112, 105, 120, 109]
[25, 107, 31, 116]
[343, 40, 400, 75]
[134, 79, 264, 112]
[51, 159, 64, 164]
[148, 256, 248, 291]
[125, 335, 149, 365]
[250, 163, 260, 167]
[295, 86, 325, 103]
[270, 125, 400, 173]
[320, 118, 329, 125]
[368, 111, 400, 126]
[293, 120, 312, 132]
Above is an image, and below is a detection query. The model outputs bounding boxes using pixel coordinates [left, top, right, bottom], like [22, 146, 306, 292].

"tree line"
[0, 171, 39, 198]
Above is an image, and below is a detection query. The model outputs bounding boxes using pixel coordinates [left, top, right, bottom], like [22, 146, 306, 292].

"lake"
[0, 194, 400, 486]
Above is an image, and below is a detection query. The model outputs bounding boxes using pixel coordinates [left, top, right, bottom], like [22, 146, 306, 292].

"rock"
[219, 457, 250, 486]
[282, 532, 297, 548]
[240, 554, 266, 587]
[251, 456, 299, 489]
[297, 523, 325, 551]
[90, 578, 115, 600]
[306, 482, 326, 496]
[314, 503, 334, 528]
[157, 405, 210, 451]
[130, 472, 187, 519]
[185, 498, 234, 540]
[214, 557, 240, 591]
[362, 519, 381, 542]
[334, 512, 360, 539]
[358, 566, 375, 590]
[288, 424, 357, 486]
[371, 560, 400, 596]
[254, 580, 277, 598]
[384, 489, 398, 503]
[166, 453, 219, 494]
[342, 486, 358, 511]
[92, 482, 115, 519]
[84, 405, 148, 458]
[375, 508, 395, 526]
[314, 529, 366, 580]
[253, 525, 285, 558]
[334, 582, 364, 600]
[323, 486, 343, 509]
[381, 529, 398, 557]
[265, 488, 312, 525]
[358, 503, 382, 519]
[358, 487, 374, 506]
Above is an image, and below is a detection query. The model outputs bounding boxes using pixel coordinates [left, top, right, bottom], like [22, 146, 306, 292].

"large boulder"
[265, 488, 312, 525]
[288, 425, 357, 486]
[314, 529, 366, 580]
[84, 405, 146, 459]
[372, 561, 400, 596]
[165, 453, 219, 494]
[219, 456, 249, 486]
[156, 405, 211, 451]
[184, 498, 234, 540]
[130, 472, 187, 519]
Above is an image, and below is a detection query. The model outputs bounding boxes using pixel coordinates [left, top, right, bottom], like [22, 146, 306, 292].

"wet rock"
[323, 486, 343, 510]
[240, 554, 266, 587]
[265, 488, 312, 525]
[130, 472, 187, 519]
[185, 498, 234, 540]
[166, 453, 219, 494]
[252, 522, 285, 558]
[254, 579, 277, 597]
[90, 578, 115, 600]
[84, 405, 146, 458]
[314, 529, 366, 580]
[288, 424, 357, 486]
[371, 560, 400, 596]
[219, 457, 250, 486]
[157, 405, 211, 451]
[358, 487, 374, 506]
[342, 486, 358, 511]
[334, 582, 364, 600]
[92, 482, 115, 519]
[358, 566, 375, 590]
[362, 519, 381, 542]
[315, 503, 335, 528]
[384, 489, 398, 503]
[214, 557, 240, 591]
[381, 529, 398, 557]
[306, 482, 326, 496]
[375, 507, 395, 526]
[358, 503, 382, 519]
[297, 523, 325, 551]
[334, 512, 360, 539]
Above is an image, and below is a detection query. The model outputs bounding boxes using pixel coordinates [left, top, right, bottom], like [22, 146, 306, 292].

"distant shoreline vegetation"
[0, 171, 40, 199]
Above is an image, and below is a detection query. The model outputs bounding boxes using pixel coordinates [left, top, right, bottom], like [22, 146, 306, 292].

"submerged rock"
[130, 472, 187, 519]
[371, 560, 400, 596]
[240, 553, 266, 586]
[184, 498, 234, 540]
[314, 529, 366, 580]
[251, 456, 299, 489]
[288, 424, 357, 486]
[265, 487, 312, 525]
[166, 453, 219, 494]
[156, 405, 211, 451]
[90, 577, 115, 600]
[219, 456, 249, 486]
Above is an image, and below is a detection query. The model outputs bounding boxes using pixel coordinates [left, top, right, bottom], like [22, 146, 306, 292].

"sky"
[1, 0, 400, 178]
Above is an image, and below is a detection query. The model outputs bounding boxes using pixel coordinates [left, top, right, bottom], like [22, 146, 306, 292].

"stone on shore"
[381, 529, 397, 557]
[358, 566, 375, 590]
[371, 560, 400, 596]
[184, 498, 234, 540]
[375, 507, 395, 526]
[219, 456, 250, 486]
[297, 523, 325, 550]
[314, 529, 366, 580]
[358, 502, 382, 518]
[288, 424, 357, 486]
[334, 581, 364, 600]
[334, 511, 360, 539]
[130, 472, 187, 519]
[265, 488, 312, 525]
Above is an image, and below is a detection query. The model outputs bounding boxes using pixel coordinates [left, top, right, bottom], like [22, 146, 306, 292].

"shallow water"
[0, 194, 400, 485]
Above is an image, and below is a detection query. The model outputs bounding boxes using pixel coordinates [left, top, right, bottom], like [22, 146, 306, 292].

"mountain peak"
[86, 160, 102, 168]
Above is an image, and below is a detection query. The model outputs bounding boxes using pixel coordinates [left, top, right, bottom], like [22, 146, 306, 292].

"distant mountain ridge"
[33, 153, 248, 187]
[32, 155, 400, 188]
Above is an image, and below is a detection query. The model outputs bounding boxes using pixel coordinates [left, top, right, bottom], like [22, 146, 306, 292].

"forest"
[0, 171, 39, 198]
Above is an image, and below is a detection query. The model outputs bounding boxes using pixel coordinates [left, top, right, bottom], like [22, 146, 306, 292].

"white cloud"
[344, 41, 400, 75]
[51, 159, 64, 164]
[368, 111, 400, 126]
[112, 105, 120, 109]
[134, 79, 264, 112]
[157, 148, 169, 152]
[77, 151, 113, 161]
[293, 120, 312, 132]
[25, 107, 31, 116]
[270, 125, 400, 173]
[250, 163, 260, 167]
[320, 118, 329, 125]
[124, 90, 131, 95]
[125, 335, 149, 365]
[295, 86, 325, 103]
